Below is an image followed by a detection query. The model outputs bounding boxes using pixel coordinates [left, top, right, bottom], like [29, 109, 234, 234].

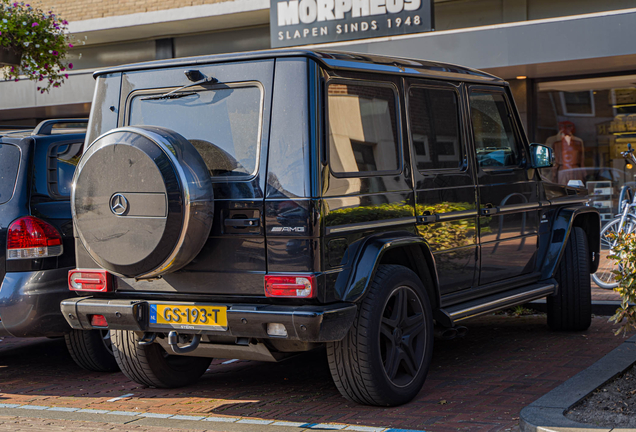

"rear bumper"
[60, 297, 357, 343]
[0, 268, 75, 338]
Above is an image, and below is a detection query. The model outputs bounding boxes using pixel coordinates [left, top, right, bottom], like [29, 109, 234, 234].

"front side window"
[470, 90, 520, 168]
[328, 82, 400, 176]
[409, 86, 462, 171]
[129, 83, 263, 178]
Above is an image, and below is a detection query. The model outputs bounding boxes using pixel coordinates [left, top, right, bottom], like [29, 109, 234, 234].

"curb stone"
[519, 334, 636, 432]
[0, 405, 425, 432]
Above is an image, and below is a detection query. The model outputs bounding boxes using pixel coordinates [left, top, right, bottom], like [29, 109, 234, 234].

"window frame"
[467, 85, 527, 171]
[124, 80, 265, 182]
[325, 77, 404, 179]
[405, 81, 467, 174]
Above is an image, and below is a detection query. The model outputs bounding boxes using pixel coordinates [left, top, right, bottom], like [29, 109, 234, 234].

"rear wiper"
[142, 91, 197, 101]
[141, 75, 218, 101]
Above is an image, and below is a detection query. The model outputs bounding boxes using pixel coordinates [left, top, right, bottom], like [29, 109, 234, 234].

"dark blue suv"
[0, 119, 117, 372]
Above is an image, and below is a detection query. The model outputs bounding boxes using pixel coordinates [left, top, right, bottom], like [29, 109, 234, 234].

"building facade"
[3, 0, 636, 218]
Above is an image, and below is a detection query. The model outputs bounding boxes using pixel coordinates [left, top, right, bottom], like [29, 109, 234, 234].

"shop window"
[408, 86, 462, 171]
[536, 75, 636, 223]
[469, 90, 520, 168]
[328, 82, 400, 176]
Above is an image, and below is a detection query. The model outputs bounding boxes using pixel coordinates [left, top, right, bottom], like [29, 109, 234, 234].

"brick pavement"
[0, 415, 201, 432]
[0, 314, 631, 432]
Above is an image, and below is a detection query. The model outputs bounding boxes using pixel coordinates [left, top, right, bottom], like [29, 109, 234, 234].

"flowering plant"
[0, 1, 73, 93]
[608, 230, 636, 336]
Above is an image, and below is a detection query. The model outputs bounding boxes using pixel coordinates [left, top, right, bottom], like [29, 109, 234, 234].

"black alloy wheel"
[380, 286, 427, 387]
[327, 264, 434, 406]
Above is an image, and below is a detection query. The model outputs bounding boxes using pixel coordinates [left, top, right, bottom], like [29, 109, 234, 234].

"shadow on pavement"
[0, 315, 628, 432]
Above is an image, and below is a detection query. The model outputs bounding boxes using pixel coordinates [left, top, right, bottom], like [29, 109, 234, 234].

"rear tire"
[65, 329, 119, 372]
[111, 330, 211, 388]
[326, 264, 434, 406]
[547, 227, 592, 331]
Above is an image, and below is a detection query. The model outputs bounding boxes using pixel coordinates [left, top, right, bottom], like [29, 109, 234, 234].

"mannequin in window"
[545, 121, 585, 184]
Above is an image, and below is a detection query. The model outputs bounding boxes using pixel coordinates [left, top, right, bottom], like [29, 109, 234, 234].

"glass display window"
[535, 74, 636, 223]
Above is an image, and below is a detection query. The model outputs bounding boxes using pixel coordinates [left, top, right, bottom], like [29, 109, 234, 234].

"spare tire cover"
[72, 126, 213, 279]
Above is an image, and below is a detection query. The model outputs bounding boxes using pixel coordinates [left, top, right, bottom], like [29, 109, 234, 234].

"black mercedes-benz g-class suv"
[61, 50, 599, 406]
[1, 119, 118, 372]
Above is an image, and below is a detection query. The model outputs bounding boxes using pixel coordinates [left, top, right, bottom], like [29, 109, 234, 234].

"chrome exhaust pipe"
[455, 326, 468, 338]
[434, 326, 457, 340]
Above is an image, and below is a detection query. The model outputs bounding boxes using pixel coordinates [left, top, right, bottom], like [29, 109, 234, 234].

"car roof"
[93, 49, 504, 85]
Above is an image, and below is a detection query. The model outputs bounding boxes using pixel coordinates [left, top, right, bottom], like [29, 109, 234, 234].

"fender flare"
[332, 232, 441, 310]
[541, 206, 600, 280]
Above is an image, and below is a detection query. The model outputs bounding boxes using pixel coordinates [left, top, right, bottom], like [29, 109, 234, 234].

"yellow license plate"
[149, 303, 227, 330]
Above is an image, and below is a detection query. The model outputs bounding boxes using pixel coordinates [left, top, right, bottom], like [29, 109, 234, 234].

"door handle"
[480, 204, 499, 216]
[416, 211, 437, 224]
[224, 218, 260, 227]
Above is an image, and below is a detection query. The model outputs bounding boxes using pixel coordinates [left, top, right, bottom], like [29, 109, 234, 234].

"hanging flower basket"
[1, 1, 75, 93]
[0, 45, 21, 66]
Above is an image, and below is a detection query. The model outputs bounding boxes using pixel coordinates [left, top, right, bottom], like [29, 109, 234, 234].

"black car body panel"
[65, 49, 599, 342]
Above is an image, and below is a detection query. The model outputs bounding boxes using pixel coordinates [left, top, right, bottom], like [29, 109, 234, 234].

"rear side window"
[49, 142, 83, 197]
[469, 90, 520, 168]
[129, 83, 263, 178]
[0, 143, 20, 204]
[328, 81, 400, 176]
[408, 86, 462, 171]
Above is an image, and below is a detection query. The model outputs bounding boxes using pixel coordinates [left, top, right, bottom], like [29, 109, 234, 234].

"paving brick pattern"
[591, 284, 622, 301]
[0, 415, 197, 432]
[0, 314, 630, 432]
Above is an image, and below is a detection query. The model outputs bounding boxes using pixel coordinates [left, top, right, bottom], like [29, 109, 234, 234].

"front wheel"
[548, 227, 592, 331]
[111, 330, 211, 388]
[327, 265, 434, 406]
[592, 216, 636, 289]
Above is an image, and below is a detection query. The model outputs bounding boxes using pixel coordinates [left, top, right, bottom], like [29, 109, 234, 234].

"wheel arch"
[334, 233, 441, 312]
[541, 206, 600, 279]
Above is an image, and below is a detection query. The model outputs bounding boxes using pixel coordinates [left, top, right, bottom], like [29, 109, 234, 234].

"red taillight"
[90, 315, 108, 327]
[68, 269, 112, 292]
[7, 216, 63, 260]
[264, 274, 316, 298]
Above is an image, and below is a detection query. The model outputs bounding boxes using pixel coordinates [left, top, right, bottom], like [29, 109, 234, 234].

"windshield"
[0, 143, 20, 204]
[129, 83, 263, 178]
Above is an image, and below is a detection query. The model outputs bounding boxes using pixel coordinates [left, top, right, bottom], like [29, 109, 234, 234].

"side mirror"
[530, 144, 554, 169]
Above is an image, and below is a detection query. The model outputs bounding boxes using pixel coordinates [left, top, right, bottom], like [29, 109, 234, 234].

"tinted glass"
[129, 84, 262, 177]
[0, 143, 20, 204]
[328, 82, 400, 175]
[409, 87, 462, 171]
[470, 91, 520, 168]
[54, 143, 83, 197]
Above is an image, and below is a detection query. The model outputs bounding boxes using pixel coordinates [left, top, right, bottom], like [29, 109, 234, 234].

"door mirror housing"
[530, 144, 554, 169]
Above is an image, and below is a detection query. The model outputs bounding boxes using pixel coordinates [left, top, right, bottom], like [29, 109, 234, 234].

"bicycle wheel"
[592, 215, 636, 289]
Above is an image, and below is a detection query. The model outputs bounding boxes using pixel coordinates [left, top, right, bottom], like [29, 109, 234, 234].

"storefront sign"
[270, 0, 434, 48]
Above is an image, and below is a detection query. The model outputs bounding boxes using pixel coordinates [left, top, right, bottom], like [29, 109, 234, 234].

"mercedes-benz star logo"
[110, 193, 129, 216]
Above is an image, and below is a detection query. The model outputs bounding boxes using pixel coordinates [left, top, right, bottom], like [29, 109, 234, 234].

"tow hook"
[138, 332, 157, 346]
[168, 331, 201, 354]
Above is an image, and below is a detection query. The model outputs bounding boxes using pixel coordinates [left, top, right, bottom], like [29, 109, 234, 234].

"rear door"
[121, 60, 274, 295]
[467, 86, 540, 286]
[406, 79, 478, 296]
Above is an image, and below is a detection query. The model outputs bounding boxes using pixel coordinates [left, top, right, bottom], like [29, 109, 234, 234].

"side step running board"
[441, 281, 557, 325]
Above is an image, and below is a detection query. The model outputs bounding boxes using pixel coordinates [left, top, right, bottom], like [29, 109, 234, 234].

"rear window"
[129, 83, 263, 178]
[50, 142, 83, 197]
[0, 143, 20, 204]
